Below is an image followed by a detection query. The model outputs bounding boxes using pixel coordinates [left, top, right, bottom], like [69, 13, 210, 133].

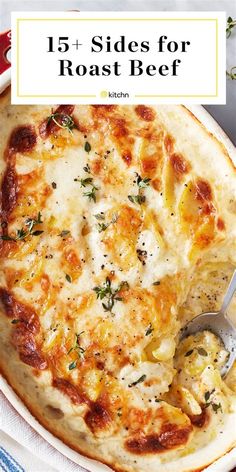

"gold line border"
[17, 95, 97, 97]
[17, 19, 20, 97]
[16, 18, 218, 21]
[215, 18, 219, 96]
[135, 95, 217, 98]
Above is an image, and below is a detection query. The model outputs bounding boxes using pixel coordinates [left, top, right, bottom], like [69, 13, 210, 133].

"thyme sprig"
[94, 213, 118, 233]
[128, 174, 151, 205]
[0, 212, 43, 242]
[47, 112, 75, 134]
[226, 66, 236, 80]
[84, 186, 98, 202]
[226, 17, 236, 79]
[68, 331, 85, 370]
[93, 277, 129, 313]
[78, 177, 99, 203]
[204, 390, 222, 414]
[136, 175, 151, 188]
[226, 16, 236, 38]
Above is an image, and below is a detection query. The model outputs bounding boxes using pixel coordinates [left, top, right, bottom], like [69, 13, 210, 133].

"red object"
[0, 29, 11, 75]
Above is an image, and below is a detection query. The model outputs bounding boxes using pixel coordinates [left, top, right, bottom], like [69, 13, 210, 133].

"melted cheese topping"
[0, 100, 236, 472]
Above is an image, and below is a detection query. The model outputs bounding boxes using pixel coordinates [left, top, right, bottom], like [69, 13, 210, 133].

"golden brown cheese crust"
[0, 89, 236, 472]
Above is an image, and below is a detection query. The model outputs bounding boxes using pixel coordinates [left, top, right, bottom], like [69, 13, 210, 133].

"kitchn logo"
[100, 90, 130, 98]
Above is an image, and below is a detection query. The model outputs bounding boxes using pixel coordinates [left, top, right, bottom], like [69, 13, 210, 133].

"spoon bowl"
[180, 270, 236, 378]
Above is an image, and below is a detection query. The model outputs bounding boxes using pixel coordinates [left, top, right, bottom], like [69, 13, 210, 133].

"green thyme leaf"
[136, 175, 151, 188]
[84, 186, 98, 202]
[95, 213, 118, 233]
[204, 389, 215, 406]
[93, 277, 128, 313]
[0, 234, 15, 241]
[111, 214, 118, 224]
[128, 194, 146, 205]
[153, 281, 160, 286]
[78, 176, 99, 202]
[145, 323, 154, 336]
[78, 178, 98, 202]
[94, 213, 105, 221]
[84, 141, 91, 153]
[197, 347, 208, 357]
[83, 164, 91, 173]
[65, 274, 72, 283]
[226, 16, 236, 38]
[79, 177, 93, 188]
[128, 174, 150, 205]
[204, 391, 211, 402]
[128, 374, 146, 387]
[58, 230, 70, 237]
[67, 332, 85, 362]
[212, 402, 222, 413]
[0, 212, 43, 242]
[32, 230, 44, 236]
[15, 228, 28, 240]
[185, 349, 194, 357]
[11, 319, 20, 324]
[102, 300, 114, 312]
[69, 360, 77, 370]
[118, 281, 129, 291]
[76, 331, 85, 340]
[97, 222, 109, 233]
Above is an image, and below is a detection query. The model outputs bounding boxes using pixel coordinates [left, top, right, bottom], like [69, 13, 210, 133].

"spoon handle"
[220, 269, 236, 315]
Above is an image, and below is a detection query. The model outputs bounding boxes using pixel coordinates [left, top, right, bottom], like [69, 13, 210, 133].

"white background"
[11, 10, 226, 104]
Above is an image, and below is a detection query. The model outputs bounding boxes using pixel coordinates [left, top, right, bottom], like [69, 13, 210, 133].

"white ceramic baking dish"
[0, 29, 236, 472]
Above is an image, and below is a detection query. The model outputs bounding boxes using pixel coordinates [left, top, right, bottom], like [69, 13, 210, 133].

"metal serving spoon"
[180, 269, 236, 378]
